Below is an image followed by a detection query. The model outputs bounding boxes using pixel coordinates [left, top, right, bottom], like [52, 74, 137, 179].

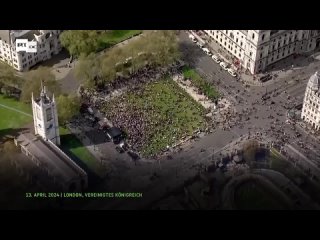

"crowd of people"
[80, 62, 209, 156]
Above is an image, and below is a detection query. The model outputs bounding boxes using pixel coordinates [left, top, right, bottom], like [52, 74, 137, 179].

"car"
[227, 68, 237, 77]
[196, 42, 204, 48]
[189, 34, 196, 42]
[259, 74, 273, 82]
[202, 48, 212, 56]
[212, 55, 221, 63]
[220, 62, 229, 71]
[127, 150, 140, 161]
[115, 146, 125, 153]
[119, 141, 129, 151]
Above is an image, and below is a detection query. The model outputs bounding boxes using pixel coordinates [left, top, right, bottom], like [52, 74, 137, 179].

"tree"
[74, 30, 180, 87]
[57, 94, 80, 125]
[242, 140, 259, 164]
[20, 67, 60, 103]
[60, 30, 100, 57]
[0, 63, 23, 90]
[75, 53, 103, 85]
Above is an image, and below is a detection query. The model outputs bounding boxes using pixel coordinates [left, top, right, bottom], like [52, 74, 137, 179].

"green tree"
[243, 140, 259, 164]
[20, 67, 60, 103]
[60, 30, 100, 57]
[75, 53, 103, 86]
[57, 94, 80, 125]
[0, 63, 23, 90]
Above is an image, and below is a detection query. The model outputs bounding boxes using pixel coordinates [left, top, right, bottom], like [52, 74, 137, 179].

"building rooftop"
[13, 30, 41, 41]
[16, 132, 87, 183]
[0, 30, 10, 43]
[308, 71, 320, 91]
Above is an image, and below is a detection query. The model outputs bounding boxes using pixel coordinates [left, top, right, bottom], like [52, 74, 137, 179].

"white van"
[189, 34, 197, 42]
[212, 54, 221, 63]
[197, 42, 204, 48]
[220, 62, 229, 70]
[202, 48, 212, 56]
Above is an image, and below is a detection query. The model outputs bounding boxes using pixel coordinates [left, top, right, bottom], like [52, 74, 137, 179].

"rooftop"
[16, 132, 87, 183]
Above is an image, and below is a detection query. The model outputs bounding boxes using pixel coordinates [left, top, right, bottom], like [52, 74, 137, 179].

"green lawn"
[104, 77, 207, 157]
[98, 30, 142, 51]
[182, 67, 220, 101]
[234, 180, 288, 210]
[0, 94, 101, 176]
[0, 94, 32, 131]
[59, 127, 104, 177]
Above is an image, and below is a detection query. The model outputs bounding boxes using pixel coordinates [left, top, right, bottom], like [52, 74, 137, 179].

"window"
[236, 38, 238, 43]
[260, 53, 263, 58]
[14, 64, 18, 68]
[282, 52, 284, 57]
[37, 108, 42, 120]
[240, 42, 243, 46]
[250, 52, 252, 56]
[252, 33, 255, 40]
[46, 108, 53, 121]
[262, 34, 265, 41]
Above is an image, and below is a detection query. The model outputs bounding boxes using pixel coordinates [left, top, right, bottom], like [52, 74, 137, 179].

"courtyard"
[103, 77, 208, 157]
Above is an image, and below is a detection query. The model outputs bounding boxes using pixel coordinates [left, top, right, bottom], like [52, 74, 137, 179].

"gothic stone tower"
[31, 84, 60, 145]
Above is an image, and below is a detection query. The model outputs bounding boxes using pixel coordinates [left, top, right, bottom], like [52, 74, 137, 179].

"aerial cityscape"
[1, 30, 320, 210]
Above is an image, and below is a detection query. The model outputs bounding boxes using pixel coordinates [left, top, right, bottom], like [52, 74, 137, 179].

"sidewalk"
[190, 31, 261, 86]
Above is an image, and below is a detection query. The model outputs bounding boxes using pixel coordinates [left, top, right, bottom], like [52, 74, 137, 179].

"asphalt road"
[81, 31, 320, 209]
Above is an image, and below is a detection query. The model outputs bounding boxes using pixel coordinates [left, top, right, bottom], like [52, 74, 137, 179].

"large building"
[204, 30, 320, 74]
[15, 84, 88, 192]
[0, 30, 62, 71]
[301, 72, 320, 131]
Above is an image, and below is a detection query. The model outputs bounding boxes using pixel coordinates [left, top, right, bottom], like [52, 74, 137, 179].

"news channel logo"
[16, 39, 37, 53]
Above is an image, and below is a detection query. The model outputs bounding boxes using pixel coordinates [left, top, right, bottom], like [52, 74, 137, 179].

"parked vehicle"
[259, 74, 273, 82]
[220, 62, 229, 70]
[212, 55, 221, 63]
[197, 42, 204, 48]
[202, 48, 212, 56]
[119, 141, 129, 151]
[115, 146, 125, 153]
[227, 68, 237, 77]
[127, 150, 140, 161]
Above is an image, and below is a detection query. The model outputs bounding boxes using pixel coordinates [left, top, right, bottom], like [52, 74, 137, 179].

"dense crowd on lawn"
[80, 63, 212, 156]
[103, 78, 207, 156]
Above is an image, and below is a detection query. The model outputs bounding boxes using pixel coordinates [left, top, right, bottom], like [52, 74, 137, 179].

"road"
[81, 31, 320, 209]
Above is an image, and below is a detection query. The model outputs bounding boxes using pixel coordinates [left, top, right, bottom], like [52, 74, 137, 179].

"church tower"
[31, 83, 60, 145]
